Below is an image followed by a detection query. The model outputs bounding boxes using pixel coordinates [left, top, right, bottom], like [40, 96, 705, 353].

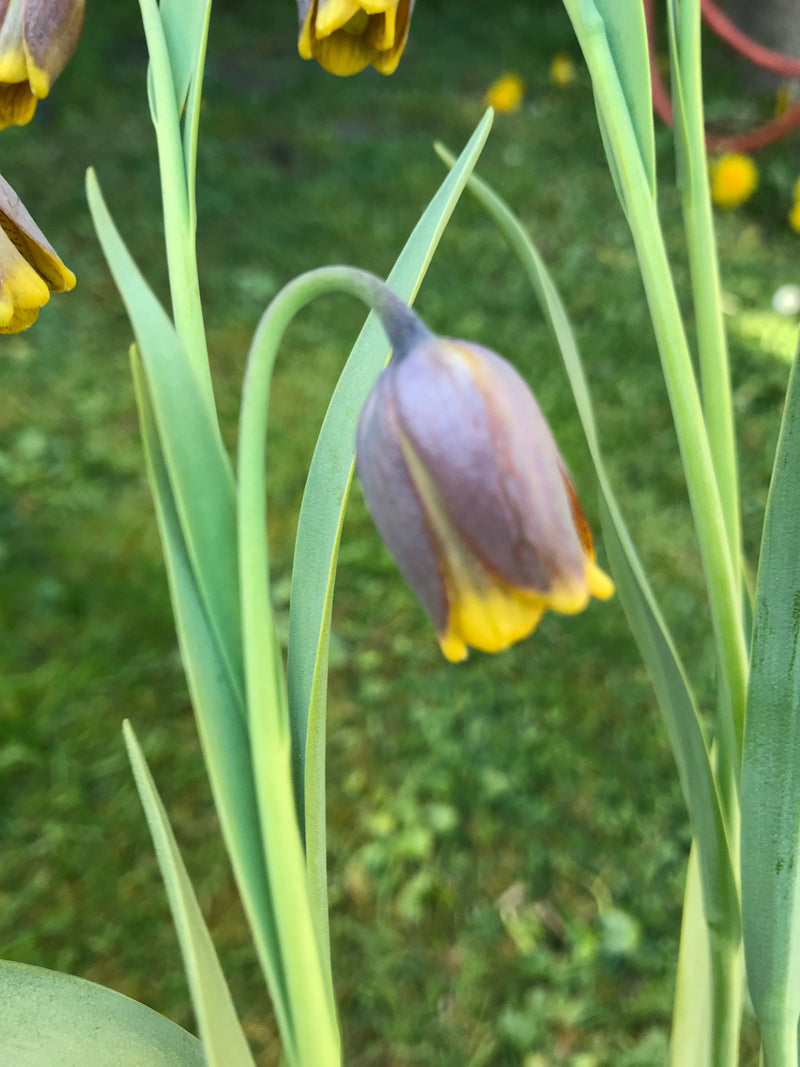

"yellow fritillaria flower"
[709, 153, 759, 210]
[297, 0, 414, 76]
[0, 172, 75, 333]
[485, 73, 525, 114]
[0, 0, 84, 130]
[356, 335, 614, 662]
[549, 52, 576, 87]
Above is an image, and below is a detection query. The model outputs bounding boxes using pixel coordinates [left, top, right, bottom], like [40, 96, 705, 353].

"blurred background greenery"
[1, 1, 799, 1064]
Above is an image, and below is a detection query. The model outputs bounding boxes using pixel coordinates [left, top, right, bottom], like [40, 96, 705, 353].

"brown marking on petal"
[0, 79, 36, 128]
[559, 464, 594, 557]
[0, 171, 75, 291]
[22, 0, 84, 98]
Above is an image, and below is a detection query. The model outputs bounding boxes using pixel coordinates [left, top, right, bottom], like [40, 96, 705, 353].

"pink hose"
[644, 0, 800, 152]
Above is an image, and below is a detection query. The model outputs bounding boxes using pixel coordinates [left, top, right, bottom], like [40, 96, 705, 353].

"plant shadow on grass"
[0, 2, 797, 1064]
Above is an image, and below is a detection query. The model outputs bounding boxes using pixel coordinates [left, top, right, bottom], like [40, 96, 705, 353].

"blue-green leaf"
[124, 720, 257, 1067]
[669, 844, 712, 1067]
[742, 351, 800, 1067]
[87, 170, 243, 716]
[563, 0, 656, 197]
[0, 960, 203, 1066]
[130, 349, 295, 1061]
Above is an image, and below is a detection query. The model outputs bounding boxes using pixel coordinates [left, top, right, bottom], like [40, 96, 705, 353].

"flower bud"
[356, 336, 614, 661]
[0, 0, 84, 129]
[297, 0, 414, 76]
[0, 171, 75, 332]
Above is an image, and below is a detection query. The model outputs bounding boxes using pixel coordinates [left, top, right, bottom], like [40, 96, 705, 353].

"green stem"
[668, 0, 740, 575]
[563, 0, 748, 771]
[238, 266, 423, 1065]
[709, 861, 743, 1067]
[138, 0, 214, 416]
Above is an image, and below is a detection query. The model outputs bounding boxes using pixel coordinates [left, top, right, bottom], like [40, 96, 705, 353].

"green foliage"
[0, 960, 204, 1066]
[742, 348, 800, 1066]
[2, 3, 800, 1065]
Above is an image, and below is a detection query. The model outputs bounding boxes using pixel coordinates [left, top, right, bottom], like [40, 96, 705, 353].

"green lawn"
[1, 2, 799, 1064]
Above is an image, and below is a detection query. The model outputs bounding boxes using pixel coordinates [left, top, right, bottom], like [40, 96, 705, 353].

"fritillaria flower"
[356, 334, 614, 662]
[0, 0, 85, 129]
[0, 171, 75, 332]
[297, 0, 414, 76]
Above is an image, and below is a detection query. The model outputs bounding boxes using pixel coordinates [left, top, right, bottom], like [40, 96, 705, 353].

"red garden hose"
[644, 0, 800, 152]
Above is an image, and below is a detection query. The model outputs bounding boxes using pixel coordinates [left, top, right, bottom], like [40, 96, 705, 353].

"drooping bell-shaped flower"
[0, 171, 75, 332]
[356, 333, 614, 662]
[0, 0, 85, 129]
[297, 0, 414, 76]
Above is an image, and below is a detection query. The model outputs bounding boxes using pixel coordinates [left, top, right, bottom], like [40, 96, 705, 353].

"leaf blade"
[123, 720, 257, 1067]
[742, 351, 800, 1063]
[130, 349, 296, 1060]
[87, 169, 244, 716]
[0, 960, 203, 1067]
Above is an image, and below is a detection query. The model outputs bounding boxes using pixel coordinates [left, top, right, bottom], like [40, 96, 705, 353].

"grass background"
[1, 1, 799, 1063]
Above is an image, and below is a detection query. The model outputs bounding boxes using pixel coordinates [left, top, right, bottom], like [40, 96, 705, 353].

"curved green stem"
[237, 266, 424, 1064]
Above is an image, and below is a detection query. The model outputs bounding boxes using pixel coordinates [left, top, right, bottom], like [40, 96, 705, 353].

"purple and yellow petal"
[356, 333, 614, 661]
[0, 0, 84, 128]
[22, 0, 85, 99]
[0, 171, 74, 334]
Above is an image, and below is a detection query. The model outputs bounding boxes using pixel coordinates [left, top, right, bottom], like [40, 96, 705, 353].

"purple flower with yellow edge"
[356, 327, 614, 662]
[0, 171, 75, 332]
[0, 0, 84, 129]
[297, 0, 414, 76]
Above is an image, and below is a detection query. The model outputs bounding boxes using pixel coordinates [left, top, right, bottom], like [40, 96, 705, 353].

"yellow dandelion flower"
[789, 201, 800, 234]
[485, 73, 524, 114]
[549, 52, 576, 87]
[709, 153, 759, 209]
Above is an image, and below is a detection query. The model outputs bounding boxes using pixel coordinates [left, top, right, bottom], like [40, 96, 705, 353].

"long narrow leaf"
[87, 170, 243, 716]
[159, 0, 212, 118]
[565, 0, 655, 198]
[435, 150, 738, 940]
[124, 720, 257, 1067]
[130, 350, 295, 1060]
[669, 843, 712, 1067]
[0, 960, 204, 1066]
[742, 351, 800, 1067]
[285, 110, 493, 971]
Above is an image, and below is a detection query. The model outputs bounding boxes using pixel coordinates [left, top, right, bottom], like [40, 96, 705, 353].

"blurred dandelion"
[485, 72, 524, 113]
[709, 153, 758, 209]
[549, 52, 576, 87]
